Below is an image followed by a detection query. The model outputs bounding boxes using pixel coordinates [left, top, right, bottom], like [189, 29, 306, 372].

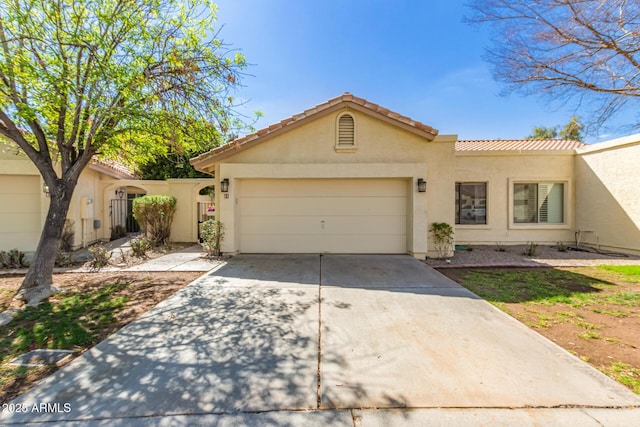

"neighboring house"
[191, 93, 640, 257]
[0, 138, 215, 253]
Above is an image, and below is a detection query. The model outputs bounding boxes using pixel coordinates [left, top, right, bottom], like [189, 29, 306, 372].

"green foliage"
[200, 219, 224, 257]
[430, 222, 454, 259]
[0, 249, 26, 269]
[130, 236, 151, 258]
[137, 149, 211, 180]
[88, 245, 110, 270]
[0, 0, 248, 161]
[604, 362, 640, 394]
[597, 266, 640, 283]
[1, 283, 129, 354]
[132, 195, 177, 246]
[528, 116, 584, 141]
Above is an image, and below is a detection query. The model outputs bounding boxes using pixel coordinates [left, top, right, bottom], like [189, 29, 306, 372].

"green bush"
[132, 195, 177, 246]
[130, 236, 151, 258]
[88, 245, 110, 270]
[430, 222, 454, 259]
[200, 219, 224, 257]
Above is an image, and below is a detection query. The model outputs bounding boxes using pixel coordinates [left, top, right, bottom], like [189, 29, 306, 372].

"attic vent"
[338, 114, 355, 145]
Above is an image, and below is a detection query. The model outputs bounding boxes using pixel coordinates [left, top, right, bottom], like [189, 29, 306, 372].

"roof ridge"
[191, 93, 438, 165]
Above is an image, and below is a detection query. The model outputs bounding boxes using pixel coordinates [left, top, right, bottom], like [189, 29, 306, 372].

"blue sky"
[214, 1, 629, 143]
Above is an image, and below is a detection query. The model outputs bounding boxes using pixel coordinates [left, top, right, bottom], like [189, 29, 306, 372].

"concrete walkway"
[1, 255, 639, 426]
[123, 244, 223, 272]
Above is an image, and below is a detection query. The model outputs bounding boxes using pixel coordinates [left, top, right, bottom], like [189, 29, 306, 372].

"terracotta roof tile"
[456, 139, 585, 151]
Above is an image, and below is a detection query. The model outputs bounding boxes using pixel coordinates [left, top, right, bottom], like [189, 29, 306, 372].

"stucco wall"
[575, 135, 640, 254]
[100, 178, 216, 243]
[454, 151, 576, 246]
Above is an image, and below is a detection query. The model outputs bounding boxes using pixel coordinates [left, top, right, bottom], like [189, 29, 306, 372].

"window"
[513, 183, 564, 224]
[335, 113, 356, 151]
[455, 182, 487, 225]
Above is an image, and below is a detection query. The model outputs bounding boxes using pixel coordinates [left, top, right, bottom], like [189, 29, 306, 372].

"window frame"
[455, 181, 488, 226]
[508, 178, 571, 229]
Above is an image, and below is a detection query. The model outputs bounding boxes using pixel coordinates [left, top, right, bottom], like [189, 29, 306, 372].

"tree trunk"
[17, 180, 75, 305]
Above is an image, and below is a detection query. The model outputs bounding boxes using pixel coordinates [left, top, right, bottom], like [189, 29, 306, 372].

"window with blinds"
[513, 182, 564, 224]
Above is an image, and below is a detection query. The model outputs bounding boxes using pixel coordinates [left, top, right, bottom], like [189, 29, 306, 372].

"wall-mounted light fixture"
[417, 178, 426, 193]
[43, 182, 50, 197]
[220, 178, 230, 193]
[116, 188, 126, 199]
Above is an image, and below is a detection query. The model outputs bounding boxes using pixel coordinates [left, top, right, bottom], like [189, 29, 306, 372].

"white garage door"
[239, 178, 407, 253]
[0, 175, 41, 251]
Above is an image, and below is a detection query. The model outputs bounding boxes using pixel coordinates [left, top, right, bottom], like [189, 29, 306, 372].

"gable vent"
[338, 114, 355, 145]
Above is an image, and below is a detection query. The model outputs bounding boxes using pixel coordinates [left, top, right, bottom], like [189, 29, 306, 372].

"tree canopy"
[467, 0, 640, 133]
[528, 116, 584, 141]
[0, 0, 247, 303]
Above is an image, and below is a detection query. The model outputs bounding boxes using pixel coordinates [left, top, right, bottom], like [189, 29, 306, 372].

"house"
[0, 138, 216, 254]
[191, 93, 640, 257]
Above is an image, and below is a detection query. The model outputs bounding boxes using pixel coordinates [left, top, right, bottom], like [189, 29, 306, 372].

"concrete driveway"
[2, 255, 639, 426]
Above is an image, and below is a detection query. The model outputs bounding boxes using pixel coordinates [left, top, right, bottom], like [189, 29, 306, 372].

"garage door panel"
[241, 215, 407, 236]
[240, 197, 406, 216]
[241, 178, 406, 198]
[0, 194, 40, 213]
[241, 234, 407, 254]
[0, 175, 41, 251]
[239, 179, 408, 254]
[0, 213, 41, 232]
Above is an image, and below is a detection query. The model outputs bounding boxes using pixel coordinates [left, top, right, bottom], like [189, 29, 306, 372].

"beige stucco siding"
[455, 152, 575, 245]
[0, 175, 42, 251]
[575, 137, 640, 254]
[239, 178, 407, 253]
[99, 178, 216, 243]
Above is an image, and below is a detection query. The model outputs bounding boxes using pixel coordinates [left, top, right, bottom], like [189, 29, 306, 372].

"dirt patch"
[440, 267, 640, 393]
[0, 271, 202, 404]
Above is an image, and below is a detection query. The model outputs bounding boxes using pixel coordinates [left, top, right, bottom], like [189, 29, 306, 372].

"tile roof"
[89, 158, 136, 178]
[456, 139, 585, 151]
[191, 93, 439, 165]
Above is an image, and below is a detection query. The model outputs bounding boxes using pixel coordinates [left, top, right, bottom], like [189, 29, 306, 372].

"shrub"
[110, 224, 126, 240]
[130, 236, 151, 258]
[88, 245, 111, 270]
[132, 195, 177, 246]
[55, 250, 74, 267]
[201, 219, 224, 257]
[0, 249, 26, 269]
[430, 222, 454, 259]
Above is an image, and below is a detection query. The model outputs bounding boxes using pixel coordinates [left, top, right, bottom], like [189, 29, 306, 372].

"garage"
[0, 175, 41, 251]
[239, 178, 407, 253]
